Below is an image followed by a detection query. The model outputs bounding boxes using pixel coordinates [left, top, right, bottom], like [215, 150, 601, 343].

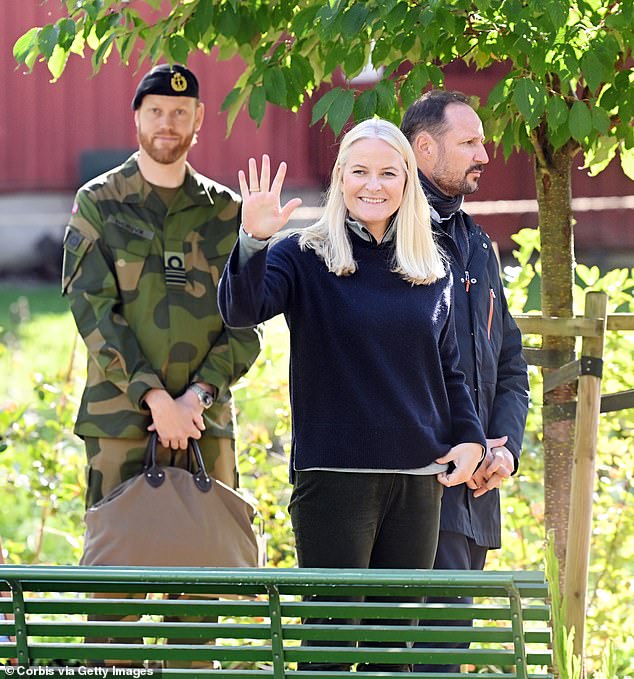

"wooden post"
[563, 291, 607, 670]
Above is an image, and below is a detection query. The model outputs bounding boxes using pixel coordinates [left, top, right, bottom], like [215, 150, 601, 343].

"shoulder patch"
[64, 226, 90, 255]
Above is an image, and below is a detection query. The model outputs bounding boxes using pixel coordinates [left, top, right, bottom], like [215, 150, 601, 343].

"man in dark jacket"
[402, 90, 530, 672]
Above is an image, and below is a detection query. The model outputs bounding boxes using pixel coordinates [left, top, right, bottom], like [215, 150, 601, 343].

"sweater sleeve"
[218, 236, 297, 328]
[438, 282, 487, 451]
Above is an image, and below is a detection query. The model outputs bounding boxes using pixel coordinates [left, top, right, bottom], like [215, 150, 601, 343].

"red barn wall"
[2, 5, 632, 255]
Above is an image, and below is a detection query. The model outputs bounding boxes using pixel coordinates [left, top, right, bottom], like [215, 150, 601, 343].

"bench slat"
[0, 566, 553, 675]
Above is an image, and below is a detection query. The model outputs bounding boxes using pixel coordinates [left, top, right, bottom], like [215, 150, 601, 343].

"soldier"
[62, 63, 261, 667]
[63, 62, 260, 503]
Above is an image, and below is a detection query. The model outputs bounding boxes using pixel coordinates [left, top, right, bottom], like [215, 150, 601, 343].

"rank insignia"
[164, 251, 186, 287]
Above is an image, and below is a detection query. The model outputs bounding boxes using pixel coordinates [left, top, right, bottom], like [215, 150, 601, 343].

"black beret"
[132, 64, 200, 110]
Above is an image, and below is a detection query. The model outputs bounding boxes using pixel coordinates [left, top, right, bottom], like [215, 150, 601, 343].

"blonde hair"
[280, 118, 445, 285]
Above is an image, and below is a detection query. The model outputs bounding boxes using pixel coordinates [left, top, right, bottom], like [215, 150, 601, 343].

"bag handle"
[142, 432, 212, 493]
[188, 438, 213, 493]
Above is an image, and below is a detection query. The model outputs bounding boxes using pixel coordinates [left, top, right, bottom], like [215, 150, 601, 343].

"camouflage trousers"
[82, 434, 237, 670]
[84, 434, 237, 508]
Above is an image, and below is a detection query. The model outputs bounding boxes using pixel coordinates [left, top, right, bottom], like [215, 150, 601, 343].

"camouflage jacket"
[62, 154, 261, 440]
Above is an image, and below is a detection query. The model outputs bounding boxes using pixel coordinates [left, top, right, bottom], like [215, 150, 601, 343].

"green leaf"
[222, 86, 249, 135]
[487, 76, 514, 109]
[283, 67, 305, 109]
[327, 88, 355, 136]
[620, 144, 634, 181]
[353, 88, 377, 121]
[372, 38, 391, 65]
[427, 64, 443, 87]
[217, 5, 239, 36]
[383, 57, 403, 79]
[591, 105, 611, 135]
[549, 119, 572, 150]
[598, 85, 618, 113]
[221, 87, 242, 113]
[399, 32, 416, 55]
[512, 78, 546, 129]
[568, 100, 592, 143]
[13, 27, 39, 66]
[235, 10, 259, 45]
[47, 44, 69, 81]
[501, 117, 518, 160]
[38, 24, 61, 60]
[57, 19, 76, 51]
[583, 135, 618, 177]
[581, 51, 607, 94]
[375, 78, 396, 117]
[324, 42, 348, 77]
[184, 2, 215, 44]
[264, 67, 288, 107]
[291, 54, 314, 88]
[248, 85, 266, 126]
[168, 35, 190, 64]
[92, 33, 115, 71]
[83, 1, 102, 22]
[116, 33, 136, 64]
[399, 63, 428, 109]
[385, 1, 409, 31]
[292, 5, 321, 37]
[546, 95, 569, 131]
[546, 0, 568, 31]
[95, 12, 121, 40]
[342, 4, 369, 36]
[311, 87, 342, 126]
[343, 48, 367, 79]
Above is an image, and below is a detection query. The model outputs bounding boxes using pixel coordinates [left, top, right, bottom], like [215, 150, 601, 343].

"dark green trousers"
[289, 470, 443, 672]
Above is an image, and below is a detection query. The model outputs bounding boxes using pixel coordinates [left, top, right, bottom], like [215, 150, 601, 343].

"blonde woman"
[219, 118, 486, 669]
[220, 117, 485, 567]
[225, 117, 487, 656]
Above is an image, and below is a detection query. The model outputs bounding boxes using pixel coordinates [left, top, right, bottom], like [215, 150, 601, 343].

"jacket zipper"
[488, 288, 496, 339]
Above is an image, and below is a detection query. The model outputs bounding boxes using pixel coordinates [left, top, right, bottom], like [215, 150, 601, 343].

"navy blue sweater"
[219, 231, 486, 472]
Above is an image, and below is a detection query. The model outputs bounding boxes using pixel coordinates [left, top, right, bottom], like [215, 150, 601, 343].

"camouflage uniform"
[62, 153, 261, 506]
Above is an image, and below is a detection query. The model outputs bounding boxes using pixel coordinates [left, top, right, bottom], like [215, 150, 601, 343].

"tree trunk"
[534, 142, 577, 579]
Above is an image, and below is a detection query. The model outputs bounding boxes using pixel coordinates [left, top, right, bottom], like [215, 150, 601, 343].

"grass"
[0, 284, 78, 404]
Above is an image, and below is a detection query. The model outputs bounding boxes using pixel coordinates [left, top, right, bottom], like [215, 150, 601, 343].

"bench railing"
[0, 566, 552, 678]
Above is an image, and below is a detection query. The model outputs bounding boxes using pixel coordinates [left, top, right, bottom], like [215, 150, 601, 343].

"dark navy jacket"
[436, 213, 529, 548]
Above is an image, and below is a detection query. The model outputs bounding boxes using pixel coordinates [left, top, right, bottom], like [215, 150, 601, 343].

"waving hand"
[238, 154, 302, 240]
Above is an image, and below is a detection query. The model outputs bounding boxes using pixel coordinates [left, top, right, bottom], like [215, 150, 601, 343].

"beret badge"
[171, 72, 188, 93]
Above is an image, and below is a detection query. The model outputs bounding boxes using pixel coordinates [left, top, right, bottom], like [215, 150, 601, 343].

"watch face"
[201, 392, 213, 408]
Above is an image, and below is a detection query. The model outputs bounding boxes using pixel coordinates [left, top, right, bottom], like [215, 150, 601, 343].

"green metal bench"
[0, 566, 552, 678]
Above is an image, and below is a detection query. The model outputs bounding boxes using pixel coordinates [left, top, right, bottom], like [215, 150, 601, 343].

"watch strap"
[189, 383, 214, 409]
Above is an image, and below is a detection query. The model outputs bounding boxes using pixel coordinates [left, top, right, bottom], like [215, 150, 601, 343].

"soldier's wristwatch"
[189, 383, 214, 409]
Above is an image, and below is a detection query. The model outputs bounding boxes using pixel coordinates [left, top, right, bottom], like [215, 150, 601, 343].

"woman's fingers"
[280, 197, 303, 222]
[260, 154, 271, 193]
[271, 161, 288, 196]
[237, 169, 249, 201]
[248, 157, 260, 192]
[238, 156, 300, 235]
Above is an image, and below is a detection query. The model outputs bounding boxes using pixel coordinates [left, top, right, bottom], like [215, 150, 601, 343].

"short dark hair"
[401, 90, 473, 143]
